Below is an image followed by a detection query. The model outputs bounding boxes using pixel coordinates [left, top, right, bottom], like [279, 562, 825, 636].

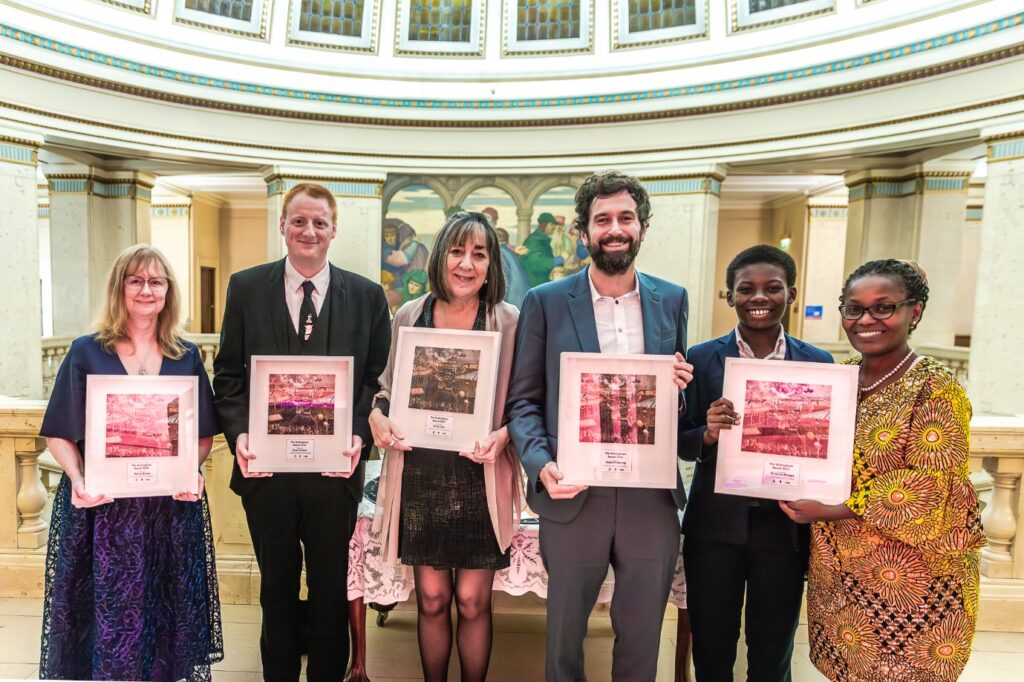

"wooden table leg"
[675, 607, 692, 682]
[345, 597, 371, 682]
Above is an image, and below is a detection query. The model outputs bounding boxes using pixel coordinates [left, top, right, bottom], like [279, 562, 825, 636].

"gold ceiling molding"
[2, 91, 1024, 162]
[1, 40, 1023, 128]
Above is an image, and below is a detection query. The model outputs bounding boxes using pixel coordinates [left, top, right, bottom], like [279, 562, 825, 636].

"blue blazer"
[678, 329, 834, 547]
[506, 267, 689, 523]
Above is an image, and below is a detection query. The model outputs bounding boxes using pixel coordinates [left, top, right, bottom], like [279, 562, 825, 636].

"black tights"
[413, 565, 496, 682]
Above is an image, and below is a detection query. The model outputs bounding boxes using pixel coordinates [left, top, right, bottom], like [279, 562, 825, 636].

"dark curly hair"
[726, 244, 797, 290]
[573, 171, 652, 238]
[841, 259, 929, 331]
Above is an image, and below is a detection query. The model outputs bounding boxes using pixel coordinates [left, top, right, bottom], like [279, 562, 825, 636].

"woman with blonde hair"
[39, 244, 223, 681]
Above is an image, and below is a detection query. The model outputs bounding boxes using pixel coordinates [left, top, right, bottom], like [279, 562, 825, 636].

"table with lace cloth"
[347, 460, 687, 608]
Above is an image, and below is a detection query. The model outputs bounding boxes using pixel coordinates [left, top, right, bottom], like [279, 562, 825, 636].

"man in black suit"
[213, 182, 390, 682]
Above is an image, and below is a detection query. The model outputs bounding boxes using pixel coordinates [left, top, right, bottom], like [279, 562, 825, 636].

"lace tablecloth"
[347, 460, 687, 608]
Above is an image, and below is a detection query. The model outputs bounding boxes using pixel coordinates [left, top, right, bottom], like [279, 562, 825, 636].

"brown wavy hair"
[94, 244, 186, 360]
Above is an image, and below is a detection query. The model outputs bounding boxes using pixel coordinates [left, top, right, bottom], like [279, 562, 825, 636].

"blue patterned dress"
[39, 335, 224, 682]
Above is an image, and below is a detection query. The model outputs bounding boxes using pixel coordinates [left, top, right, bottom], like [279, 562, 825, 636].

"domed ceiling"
[0, 0, 1021, 124]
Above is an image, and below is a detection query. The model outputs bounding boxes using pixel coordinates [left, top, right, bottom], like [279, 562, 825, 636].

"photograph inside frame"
[267, 373, 336, 436]
[579, 372, 657, 445]
[740, 380, 832, 460]
[105, 393, 181, 459]
[408, 346, 481, 415]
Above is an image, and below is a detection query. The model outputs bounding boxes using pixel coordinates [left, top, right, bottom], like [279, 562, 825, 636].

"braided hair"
[841, 259, 929, 331]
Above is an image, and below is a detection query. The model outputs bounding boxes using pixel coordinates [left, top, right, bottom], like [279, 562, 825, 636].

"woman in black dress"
[369, 212, 522, 682]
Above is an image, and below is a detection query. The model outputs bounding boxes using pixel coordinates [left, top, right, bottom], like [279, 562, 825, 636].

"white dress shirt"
[284, 258, 330, 334]
[589, 267, 645, 354]
[734, 324, 787, 360]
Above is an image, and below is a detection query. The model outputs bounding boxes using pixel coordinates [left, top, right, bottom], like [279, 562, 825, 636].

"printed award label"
[762, 460, 800, 487]
[600, 449, 633, 473]
[425, 413, 455, 439]
[286, 439, 315, 460]
[128, 461, 156, 484]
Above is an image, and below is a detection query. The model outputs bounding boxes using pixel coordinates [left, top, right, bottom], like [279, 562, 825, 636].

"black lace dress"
[398, 295, 510, 570]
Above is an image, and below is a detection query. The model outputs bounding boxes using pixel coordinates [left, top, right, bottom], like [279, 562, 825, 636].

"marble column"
[265, 170, 386, 282]
[844, 161, 972, 347]
[46, 164, 155, 336]
[639, 167, 726, 347]
[0, 128, 43, 398]
[969, 130, 1024, 416]
[800, 198, 849, 345]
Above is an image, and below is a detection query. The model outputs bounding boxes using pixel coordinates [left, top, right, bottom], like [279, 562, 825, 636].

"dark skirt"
[40, 474, 224, 681]
[399, 448, 510, 570]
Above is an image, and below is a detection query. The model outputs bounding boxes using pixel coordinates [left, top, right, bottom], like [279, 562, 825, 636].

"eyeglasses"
[124, 275, 169, 293]
[838, 299, 916, 321]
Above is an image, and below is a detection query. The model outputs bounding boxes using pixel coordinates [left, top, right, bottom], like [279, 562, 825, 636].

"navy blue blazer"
[506, 267, 689, 523]
[678, 330, 834, 547]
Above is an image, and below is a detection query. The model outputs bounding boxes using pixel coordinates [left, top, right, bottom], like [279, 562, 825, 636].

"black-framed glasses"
[838, 299, 916, 321]
[124, 275, 169, 292]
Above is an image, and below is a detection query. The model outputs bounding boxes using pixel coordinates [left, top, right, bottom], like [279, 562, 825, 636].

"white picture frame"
[173, 0, 271, 39]
[613, 0, 707, 50]
[395, 0, 486, 57]
[388, 327, 501, 452]
[84, 375, 200, 498]
[557, 353, 678, 488]
[247, 355, 355, 473]
[503, 0, 592, 56]
[715, 357, 858, 504]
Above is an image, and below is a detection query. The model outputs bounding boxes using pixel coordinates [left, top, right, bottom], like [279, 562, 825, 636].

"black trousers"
[683, 507, 808, 682]
[242, 474, 356, 682]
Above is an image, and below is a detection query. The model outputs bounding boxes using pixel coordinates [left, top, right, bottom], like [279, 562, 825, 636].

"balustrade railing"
[41, 333, 221, 396]
[2, 399, 1021, 615]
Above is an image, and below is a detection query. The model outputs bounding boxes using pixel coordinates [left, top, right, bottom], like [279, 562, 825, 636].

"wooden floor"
[0, 598, 1021, 680]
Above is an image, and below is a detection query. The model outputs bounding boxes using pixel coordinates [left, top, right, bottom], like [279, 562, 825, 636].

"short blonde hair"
[280, 183, 338, 223]
[94, 245, 186, 360]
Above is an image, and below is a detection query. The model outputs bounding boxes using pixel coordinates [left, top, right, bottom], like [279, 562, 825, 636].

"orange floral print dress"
[808, 357, 986, 681]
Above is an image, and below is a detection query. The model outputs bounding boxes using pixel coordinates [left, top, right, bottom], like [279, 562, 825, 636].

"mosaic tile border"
[1, 11, 1021, 110]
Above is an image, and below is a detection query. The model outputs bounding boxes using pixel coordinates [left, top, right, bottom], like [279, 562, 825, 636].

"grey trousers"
[539, 486, 680, 682]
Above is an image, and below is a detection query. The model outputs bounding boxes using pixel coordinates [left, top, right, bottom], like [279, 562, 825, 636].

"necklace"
[134, 344, 157, 375]
[859, 348, 915, 395]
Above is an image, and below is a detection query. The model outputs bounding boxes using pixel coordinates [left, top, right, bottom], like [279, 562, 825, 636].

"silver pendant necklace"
[859, 348, 915, 396]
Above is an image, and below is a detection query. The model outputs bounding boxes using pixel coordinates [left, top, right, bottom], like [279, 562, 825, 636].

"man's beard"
[588, 236, 640, 275]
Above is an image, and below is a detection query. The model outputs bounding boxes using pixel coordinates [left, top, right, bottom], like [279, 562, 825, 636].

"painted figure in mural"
[518, 212, 567, 288]
[382, 218, 429, 282]
[494, 226, 530, 309]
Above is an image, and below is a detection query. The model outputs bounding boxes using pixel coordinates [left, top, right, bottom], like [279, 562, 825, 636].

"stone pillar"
[969, 130, 1024, 416]
[639, 167, 726, 346]
[800, 199, 849, 345]
[265, 170, 385, 282]
[0, 128, 43, 398]
[150, 201, 193, 327]
[516, 206, 533, 246]
[844, 162, 972, 347]
[46, 163, 155, 336]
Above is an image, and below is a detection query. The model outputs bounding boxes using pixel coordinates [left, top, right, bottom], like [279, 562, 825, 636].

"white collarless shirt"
[588, 267, 645, 354]
[283, 259, 330, 334]
[734, 325, 787, 360]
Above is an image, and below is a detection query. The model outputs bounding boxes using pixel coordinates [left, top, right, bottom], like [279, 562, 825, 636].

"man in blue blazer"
[678, 245, 833, 682]
[507, 171, 693, 681]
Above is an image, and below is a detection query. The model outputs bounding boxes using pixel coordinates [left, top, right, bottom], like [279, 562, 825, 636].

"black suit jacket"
[678, 330, 833, 548]
[213, 258, 391, 498]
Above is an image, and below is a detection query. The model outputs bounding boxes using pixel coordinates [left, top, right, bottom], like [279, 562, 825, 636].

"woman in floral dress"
[779, 259, 985, 681]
